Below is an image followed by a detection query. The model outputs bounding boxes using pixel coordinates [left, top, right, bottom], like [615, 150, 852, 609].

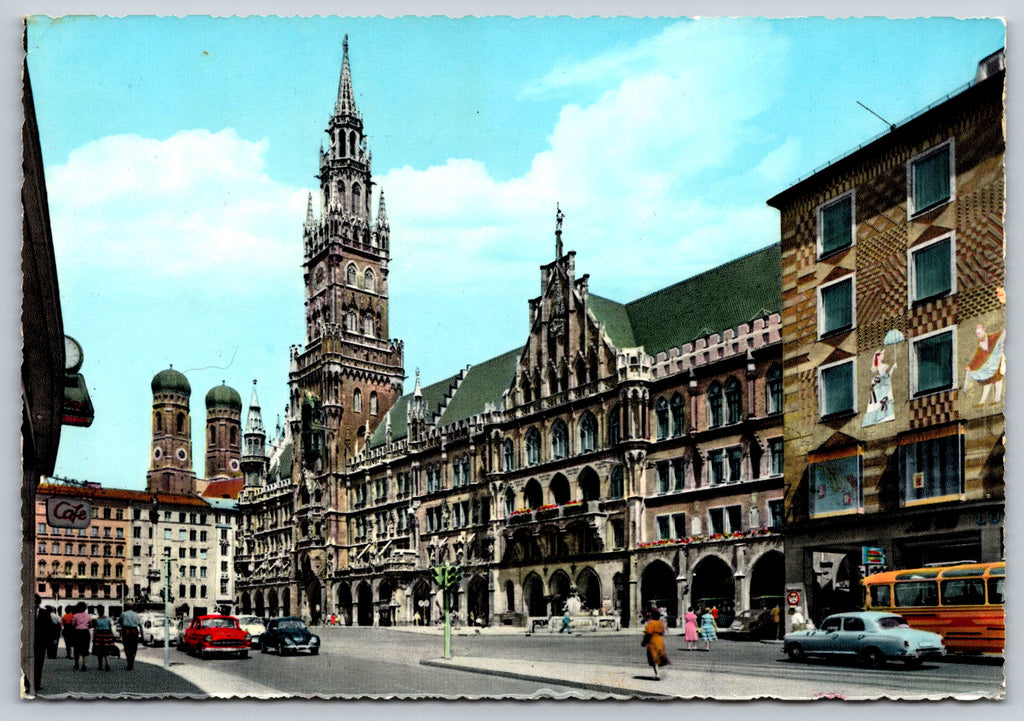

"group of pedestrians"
[32, 597, 143, 693]
[641, 605, 720, 680]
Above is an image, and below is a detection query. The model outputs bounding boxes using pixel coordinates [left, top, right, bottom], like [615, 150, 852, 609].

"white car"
[235, 615, 267, 644]
[140, 614, 182, 646]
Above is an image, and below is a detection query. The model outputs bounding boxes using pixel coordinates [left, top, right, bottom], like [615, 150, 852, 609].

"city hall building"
[767, 50, 1005, 624]
[236, 37, 786, 629]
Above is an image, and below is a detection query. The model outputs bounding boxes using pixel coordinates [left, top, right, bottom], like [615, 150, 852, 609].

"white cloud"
[47, 128, 306, 294]
[377, 20, 790, 301]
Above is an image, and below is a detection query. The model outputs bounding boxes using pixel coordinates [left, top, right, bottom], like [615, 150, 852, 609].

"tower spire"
[376, 189, 389, 229]
[334, 34, 360, 119]
[305, 192, 314, 229]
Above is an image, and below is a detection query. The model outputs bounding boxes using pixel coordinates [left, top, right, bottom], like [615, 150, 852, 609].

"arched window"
[353, 388, 362, 413]
[504, 489, 516, 517]
[609, 405, 621, 445]
[64, 561, 72, 575]
[521, 376, 532, 404]
[176, 412, 185, 434]
[670, 393, 685, 436]
[707, 382, 723, 428]
[90, 563, 99, 576]
[525, 428, 541, 466]
[655, 396, 669, 439]
[369, 392, 378, 416]
[725, 377, 742, 424]
[578, 412, 597, 453]
[767, 366, 782, 415]
[346, 310, 358, 333]
[78, 562, 86, 576]
[551, 420, 568, 460]
[461, 456, 471, 485]
[523, 479, 543, 509]
[364, 268, 376, 293]
[348, 131, 356, 157]
[575, 357, 588, 386]
[209, 426, 216, 444]
[155, 413, 163, 433]
[346, 264, 358, 286]
[230, 426, 237, 445]
[609, 466, 624, 498]
[503, 439, 514, 472]
[363, 314, 375, 336]
[352, 183, 362, 214]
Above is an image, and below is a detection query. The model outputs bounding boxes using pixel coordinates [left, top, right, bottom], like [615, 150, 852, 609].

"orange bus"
[861, 561, 1005, 654]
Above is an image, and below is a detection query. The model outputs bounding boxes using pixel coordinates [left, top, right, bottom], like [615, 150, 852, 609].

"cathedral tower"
[147, 366, 198, 495]
[204, 382, 242, 479]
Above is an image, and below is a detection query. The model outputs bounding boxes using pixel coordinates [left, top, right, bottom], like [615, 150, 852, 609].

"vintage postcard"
[20, 12, 1008, 703]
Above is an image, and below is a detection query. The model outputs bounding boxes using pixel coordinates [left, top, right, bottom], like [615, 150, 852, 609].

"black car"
[260, 616, 321, 656]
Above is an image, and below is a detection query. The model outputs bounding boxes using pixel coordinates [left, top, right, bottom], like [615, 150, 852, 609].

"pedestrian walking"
[683, 606, 699, 651]
[559, 607, 571, 634]
[91, 607, 116, 671]
[700, 607, 718, 651]
[118, 601, 142, 671]
[71, 603, 92, 671]
[771, 604, 782, 639]
[33, 595, 59, 692]
[46, 606, 61, 659]
[61, 608, 75, 658]
[641, 607, 670, 679]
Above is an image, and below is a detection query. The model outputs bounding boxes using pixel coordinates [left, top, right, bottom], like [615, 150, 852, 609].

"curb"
[419, 658, 669, 699]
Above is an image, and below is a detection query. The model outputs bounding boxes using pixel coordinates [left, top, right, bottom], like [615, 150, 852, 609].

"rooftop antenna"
[856, 101, 897, 132]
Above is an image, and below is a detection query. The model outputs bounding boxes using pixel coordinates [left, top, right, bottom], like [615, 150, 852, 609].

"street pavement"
[24, 626, 1005, 700]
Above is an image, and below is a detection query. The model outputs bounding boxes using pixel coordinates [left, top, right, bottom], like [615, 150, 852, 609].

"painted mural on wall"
[862, 348, 897, 427]
[963, 322, 1005, 406]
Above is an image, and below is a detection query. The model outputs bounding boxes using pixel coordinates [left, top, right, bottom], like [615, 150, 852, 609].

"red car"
[181, 615, 251, 659]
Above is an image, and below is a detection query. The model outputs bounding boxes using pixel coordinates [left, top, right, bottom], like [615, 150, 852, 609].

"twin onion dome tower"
[146, 367, 267, 497]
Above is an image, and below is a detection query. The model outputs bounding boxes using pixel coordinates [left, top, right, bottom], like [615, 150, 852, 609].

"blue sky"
[25, 15, 1005, 491]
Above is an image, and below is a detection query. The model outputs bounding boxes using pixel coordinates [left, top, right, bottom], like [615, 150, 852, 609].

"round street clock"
[65, 335, 83, 373]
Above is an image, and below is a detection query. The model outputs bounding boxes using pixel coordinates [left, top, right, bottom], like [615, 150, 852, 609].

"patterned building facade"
[235, 37, 786, 628]
[767, 50, 1006, 625]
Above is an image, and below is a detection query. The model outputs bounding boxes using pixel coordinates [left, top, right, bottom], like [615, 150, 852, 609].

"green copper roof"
[438, 347, 522, 427]
[151, 367, 191, 396]
[205, 383, 242, 410]
[588, 294, 637, 348]
[624, 244, 780, 356]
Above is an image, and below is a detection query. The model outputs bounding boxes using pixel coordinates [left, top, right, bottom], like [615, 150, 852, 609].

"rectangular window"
[671, 458, 686, 491]
[818, 276, 854, 336]
[818, 359, 855, 418]
[727, 446, 743, 482]
[767, 499, 785, 528]
[909, 235, 954, 303]
[709, 505, 743, 535]
[708, 450, 724, 485]
[769, 438, 784, 476]
[818, 192, 854, 256]
[808, 450, 862, 518]
[894, 581, 939, 607]
[671, 512, 686, 538]
[910, 141, 953, 215]
[900, 428, 963, 506]
[178, 530, 186, 542]
[163, 528, 171, 541]
[656, 462, 670, 494]
[656, 515, 671, 540]
[912, 328, 955, 396]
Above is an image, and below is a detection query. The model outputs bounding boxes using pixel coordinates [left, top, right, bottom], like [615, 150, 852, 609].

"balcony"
[505, 500, 606, 529]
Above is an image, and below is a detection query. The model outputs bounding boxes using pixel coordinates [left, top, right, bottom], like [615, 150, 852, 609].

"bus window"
[987, 577, 1005, 605]
[894, 581, 938, 607]
[940, 578, 986, 606]
[870, 585, 891, 607]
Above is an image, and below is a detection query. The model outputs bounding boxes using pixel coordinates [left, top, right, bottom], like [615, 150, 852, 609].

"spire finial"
[335, 34, 359, 118]
[414, 368, 422, 397]
[305, 192, 314, 227]
[555, 203, 565, 258]
[376, 189, 389, 229]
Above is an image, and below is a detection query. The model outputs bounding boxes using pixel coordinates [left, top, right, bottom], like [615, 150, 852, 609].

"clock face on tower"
[64, 335, 83, 373]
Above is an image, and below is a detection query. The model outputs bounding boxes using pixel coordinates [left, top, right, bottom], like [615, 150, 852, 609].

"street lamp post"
[163, 548, 170, 669]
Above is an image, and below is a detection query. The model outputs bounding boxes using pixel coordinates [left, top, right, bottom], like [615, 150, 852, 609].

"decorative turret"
[241, 380, 268, 488]
[407, 369, 426, 445]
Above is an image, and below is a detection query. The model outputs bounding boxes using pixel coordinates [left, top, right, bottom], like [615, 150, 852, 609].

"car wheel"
[277, 642, 284, 656]
[902, 657, 923, 669]
[260, 640, 268, 654]
[240, 650, 249, 659]
[786, 643, 806, 662]
[861, 647, 885, 668]
[310, 648, 319, 656]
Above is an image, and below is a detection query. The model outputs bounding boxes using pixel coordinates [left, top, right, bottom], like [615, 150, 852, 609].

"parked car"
[139, 613, 181, 646]
[783, 612, 944, 668]
[728, 609, 774, 639]
[235, 615, 267, 644]
[181, 615, 251, 659]
[260, 616, 321, 656]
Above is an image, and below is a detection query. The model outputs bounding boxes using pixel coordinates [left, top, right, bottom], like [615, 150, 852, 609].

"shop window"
[900, 428, 963, 506]
[808, 448, 862, 517]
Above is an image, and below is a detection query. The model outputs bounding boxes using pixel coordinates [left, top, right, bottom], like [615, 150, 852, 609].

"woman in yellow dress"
[642, 608, 670, 679]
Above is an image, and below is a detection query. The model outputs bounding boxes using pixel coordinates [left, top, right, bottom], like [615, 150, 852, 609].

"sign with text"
[862, 546, 887, 565]
[46, 497, 91, 529]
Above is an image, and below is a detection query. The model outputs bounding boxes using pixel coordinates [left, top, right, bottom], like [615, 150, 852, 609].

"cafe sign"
[46, 497, 91, 529]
